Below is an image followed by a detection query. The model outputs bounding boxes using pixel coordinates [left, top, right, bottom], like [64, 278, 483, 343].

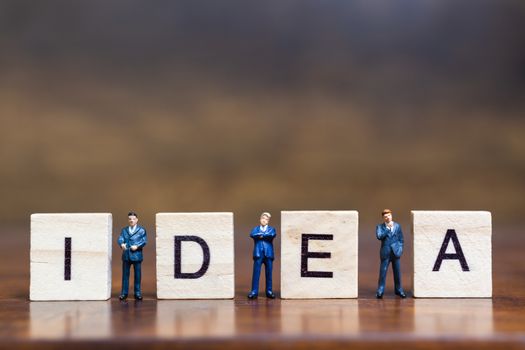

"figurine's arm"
[130, 229, 147, 251]
[263, 228, 277, 239]
[250, 228, 262, 238]
[117, 230, 127, 249]
[398, 226, 404, 244]
[376, 225, 387, 240]
[136, 230, 147, 248]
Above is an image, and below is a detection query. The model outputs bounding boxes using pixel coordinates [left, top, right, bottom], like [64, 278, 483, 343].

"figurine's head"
[260, 212, 271, 226]
[128, 211, 138, 227]
[382, 209, 393, 223]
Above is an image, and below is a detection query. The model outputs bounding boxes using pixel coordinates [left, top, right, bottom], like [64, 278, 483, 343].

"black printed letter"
[174, 236, 210, 279]
[433, 229, 469, 271]
[64, 237, 71, 280]
[301, 234, 333, 278]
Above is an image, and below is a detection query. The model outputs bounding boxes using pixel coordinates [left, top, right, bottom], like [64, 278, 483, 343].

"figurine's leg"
[250, 257, 263, 295]
[133, 262, 142, 297]
[264, 258, 273, 293]
[392, 257, 403, 294]
[377, 258, 389, 295]
[121, 261, 130, 296]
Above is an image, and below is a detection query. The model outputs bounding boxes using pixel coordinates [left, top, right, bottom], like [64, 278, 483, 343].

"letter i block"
[30, 213, 112, 301]
[281, 211, 359, 299]
[412, 211, 492, 298]
[156, 213, 234, 299]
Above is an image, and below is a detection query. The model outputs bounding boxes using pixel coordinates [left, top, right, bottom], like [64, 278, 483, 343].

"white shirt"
[260, 225, 268, 232]
[129, 225, 137, 234]
[386, 221, 395, 231]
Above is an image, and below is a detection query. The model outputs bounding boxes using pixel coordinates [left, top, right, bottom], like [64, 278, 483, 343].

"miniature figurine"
[118, 211, 147, 301]
[248, 212, 276, 299]
[376, 209, 406, 298]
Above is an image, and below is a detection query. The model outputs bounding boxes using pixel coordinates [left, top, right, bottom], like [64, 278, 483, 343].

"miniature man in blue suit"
[248, 212, 276, 299]
[376, 209, 407, 299]
[118, 211, 147, 301]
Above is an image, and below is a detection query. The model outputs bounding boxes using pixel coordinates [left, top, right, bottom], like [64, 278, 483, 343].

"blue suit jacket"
[250, 225, 276, 259]
[118, 226, 147, 262]
[376, 222, 404, 260]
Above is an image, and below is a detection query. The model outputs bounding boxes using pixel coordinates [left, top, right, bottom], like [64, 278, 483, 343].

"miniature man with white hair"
[248, 212, 276, 299]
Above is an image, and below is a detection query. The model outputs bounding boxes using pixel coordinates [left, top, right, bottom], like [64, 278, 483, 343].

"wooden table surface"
[1, 226, 524, 349]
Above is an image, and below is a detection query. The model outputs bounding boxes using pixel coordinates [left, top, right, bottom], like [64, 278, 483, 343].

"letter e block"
[30, 213, 112, 301]
[156, 213, 234, 299]
[281, 211, 358, 299]
[412, 211, 492, 298]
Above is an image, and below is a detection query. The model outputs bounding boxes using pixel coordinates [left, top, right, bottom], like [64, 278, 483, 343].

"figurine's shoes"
[266, 291, 276, 299]
[376, 292, 383, 299]
[119, 294, 128, 301]
[395, 291, 407, 298]
[134, 294, 143, 300]
[247, 292, 258, 299]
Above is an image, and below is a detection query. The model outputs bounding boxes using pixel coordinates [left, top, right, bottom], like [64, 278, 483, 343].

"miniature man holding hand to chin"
[376, 209, 406, 299]
[248, 212, 276, 299]
[118, 211, 147, 301]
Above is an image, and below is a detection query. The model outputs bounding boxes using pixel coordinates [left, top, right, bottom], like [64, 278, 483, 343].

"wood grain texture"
[30, 214, 112, 301]
[1, 226, 524, 349]
[156, 213, 234, 299]
[412, 211, 492, 297]
[280, 211, 358, 298]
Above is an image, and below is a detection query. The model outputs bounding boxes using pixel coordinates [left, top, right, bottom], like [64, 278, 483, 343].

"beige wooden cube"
[156, 212, 234, 299]
[412, 211, 492, 298]
[30, 213, 112, 301]
[281, 210, 359, 299]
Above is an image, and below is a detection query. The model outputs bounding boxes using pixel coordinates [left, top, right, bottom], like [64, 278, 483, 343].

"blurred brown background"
[0, 0, 524, 296]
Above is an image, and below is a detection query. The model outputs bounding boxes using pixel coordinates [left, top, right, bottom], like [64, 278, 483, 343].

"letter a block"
[30, 213, 112, 301]
[281, 211, 358, 299]
[412, 211, 492, 298]
[156, 213, 234, 299]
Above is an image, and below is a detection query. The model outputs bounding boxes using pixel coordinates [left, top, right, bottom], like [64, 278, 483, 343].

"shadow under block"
[156, 212, 235, 299]
[280, 210, 359, 299]
[412, 211, 492, 298]
[30, 213, 112, 301]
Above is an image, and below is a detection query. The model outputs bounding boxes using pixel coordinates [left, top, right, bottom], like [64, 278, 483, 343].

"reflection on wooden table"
[26, 298, 495, 340]
[413, 299, 493, 338]
[156, 301, 235, 338]
[30, 302, 112, 339]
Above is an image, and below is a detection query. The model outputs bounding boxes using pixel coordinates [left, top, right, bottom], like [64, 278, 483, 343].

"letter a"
[432, 229, 470, 271]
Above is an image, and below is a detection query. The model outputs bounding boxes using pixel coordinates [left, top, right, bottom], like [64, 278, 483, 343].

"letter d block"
[281, 211, 359, 299]
[412, 211, 492, 298]
[30, 213, 112, 301]
[156, 213, 234, 299]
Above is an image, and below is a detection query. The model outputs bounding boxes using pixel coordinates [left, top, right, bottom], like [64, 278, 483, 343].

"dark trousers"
[121, 260, 142, 296]
[377, 252, 403, 294]
[250, 256, 273, 294]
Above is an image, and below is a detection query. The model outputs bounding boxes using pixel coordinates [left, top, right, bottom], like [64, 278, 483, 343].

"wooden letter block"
[281, 210, 359, 299]
[156, 212, 234, 299]
[412, 211, 492, 298]
[30, 213, 112, 301]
